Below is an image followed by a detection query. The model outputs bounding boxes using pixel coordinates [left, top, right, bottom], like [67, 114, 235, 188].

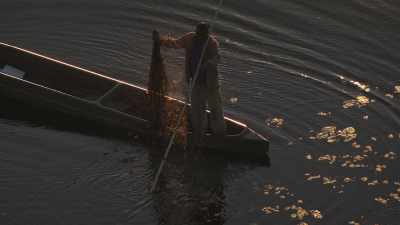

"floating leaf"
[313, 126, 358, 143]
[375, 164, 387, 173]
[267, 117, 284, 128]
[357, 96, 370, 104]
[390, 193, 400, 201]
[323, 177, 336, 185]
[318, 155, 337, 164]
[384, 152, 396, 160]
[364, 145, 373, 153]
[317, 112, 331, 117]
[352, 142, 361, 148]
[349, 221, 361, 225]
[307, 175, 321, 181]
[395, 85, 400, 94]
[385, 93, 394, 98]
[295, 207, 309, 220]
[310, 210, 323, 219]
[262, 206, 280, 214]
[339, 127, 357, 142]
[374, 196, 388, 205]
[344, 177, 353, 183]
[343, 96, 370, 109]
[348, 221, 361, 225]
[367, 180, 379, 186]
[229, 97, 238, 103]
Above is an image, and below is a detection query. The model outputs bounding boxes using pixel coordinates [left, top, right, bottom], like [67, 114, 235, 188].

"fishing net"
[147, 38, 187, 146]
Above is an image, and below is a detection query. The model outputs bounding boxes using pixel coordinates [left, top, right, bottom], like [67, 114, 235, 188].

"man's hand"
[152, 30, 160, 43]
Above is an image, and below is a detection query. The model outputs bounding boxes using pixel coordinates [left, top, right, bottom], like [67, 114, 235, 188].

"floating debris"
[395, 86, 400, 94]
[322, 177, 337, 185]
[305, 154, 313, 160]
[262, 206, 280, 214]
[384, 152, 396, 160]
[310, 210, 323, 219]
[351, 142, 361, 148]
[342, 96, 370, 109]
[266, 117, 284, 128]
[341, 158, 368, 168]
[390, 193, 400, 202]
[375, 164, 387, 173]
[315, 126, 337, 142]
[339, 127, 357, 142]
[364, 145, 373, 153]
[317, 112, 331, 117]
[360, 177, 369, 182]
[383, 180, 389, 185]
[307, 175, 321, 181]
[312, 126, 357, 143]
[344, 177, 353, 183]
[291, 207, 309, 220]
[385, 93, 394, 99]
[363, 115, 369, 120]
[318, 154, 337, 164]
[229, 97, 238, 103]
[374, 196, 388, 205]
[367, 180, 379, 186]
[388, 133, 394, 139]
[350, 80, 370, 92]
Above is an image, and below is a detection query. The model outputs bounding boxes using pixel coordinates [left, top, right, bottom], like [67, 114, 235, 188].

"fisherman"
[153, 22, 226, 149]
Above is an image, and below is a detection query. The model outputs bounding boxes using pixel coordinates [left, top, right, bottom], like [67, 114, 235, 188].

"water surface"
[1, 0, 400, 224]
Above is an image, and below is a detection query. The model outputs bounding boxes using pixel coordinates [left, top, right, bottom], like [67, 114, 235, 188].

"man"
[153, 22, 226, 148]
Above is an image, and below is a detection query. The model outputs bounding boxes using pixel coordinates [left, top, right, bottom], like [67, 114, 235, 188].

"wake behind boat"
[0, 42, 269, 161]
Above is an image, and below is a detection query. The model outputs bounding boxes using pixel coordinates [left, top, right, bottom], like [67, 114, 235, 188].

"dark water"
[1, 0, 400, 224]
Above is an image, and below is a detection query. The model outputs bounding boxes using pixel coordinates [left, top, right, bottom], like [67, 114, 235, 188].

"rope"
[150, 0, 225, 193]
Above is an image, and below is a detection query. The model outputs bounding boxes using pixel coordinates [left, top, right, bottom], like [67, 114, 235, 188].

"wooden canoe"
[0, 42, 269, 161]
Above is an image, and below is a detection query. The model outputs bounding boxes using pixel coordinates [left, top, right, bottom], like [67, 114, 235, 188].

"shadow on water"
[147, 149, 226, 225]
[148, 147, 268, 225]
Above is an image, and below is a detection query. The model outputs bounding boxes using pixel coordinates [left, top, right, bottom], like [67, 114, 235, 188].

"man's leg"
[190, 84, 207, 149]
[206, 65, 226, 136]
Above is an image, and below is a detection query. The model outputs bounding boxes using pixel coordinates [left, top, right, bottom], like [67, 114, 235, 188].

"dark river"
[1, 0, 400, 224]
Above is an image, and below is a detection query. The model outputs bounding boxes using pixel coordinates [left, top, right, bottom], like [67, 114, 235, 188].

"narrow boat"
[0, 42, 269, 160]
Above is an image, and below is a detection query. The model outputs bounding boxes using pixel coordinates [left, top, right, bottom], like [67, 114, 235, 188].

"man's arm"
[159, 32, 194, 49]
[206, 36, 220, 66]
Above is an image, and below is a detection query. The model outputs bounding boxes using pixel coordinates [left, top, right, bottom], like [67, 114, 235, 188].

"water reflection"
[147, 139, 270, 225]
[148, 150, 225, 225]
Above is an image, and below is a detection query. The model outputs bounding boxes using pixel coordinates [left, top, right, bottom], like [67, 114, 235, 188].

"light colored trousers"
[190, 64, 226, 147]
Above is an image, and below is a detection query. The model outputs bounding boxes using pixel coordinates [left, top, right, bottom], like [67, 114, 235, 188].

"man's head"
[195, 22, 210, 38]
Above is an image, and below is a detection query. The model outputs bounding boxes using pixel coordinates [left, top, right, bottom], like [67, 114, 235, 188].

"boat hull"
[0, 42, 269, 161]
